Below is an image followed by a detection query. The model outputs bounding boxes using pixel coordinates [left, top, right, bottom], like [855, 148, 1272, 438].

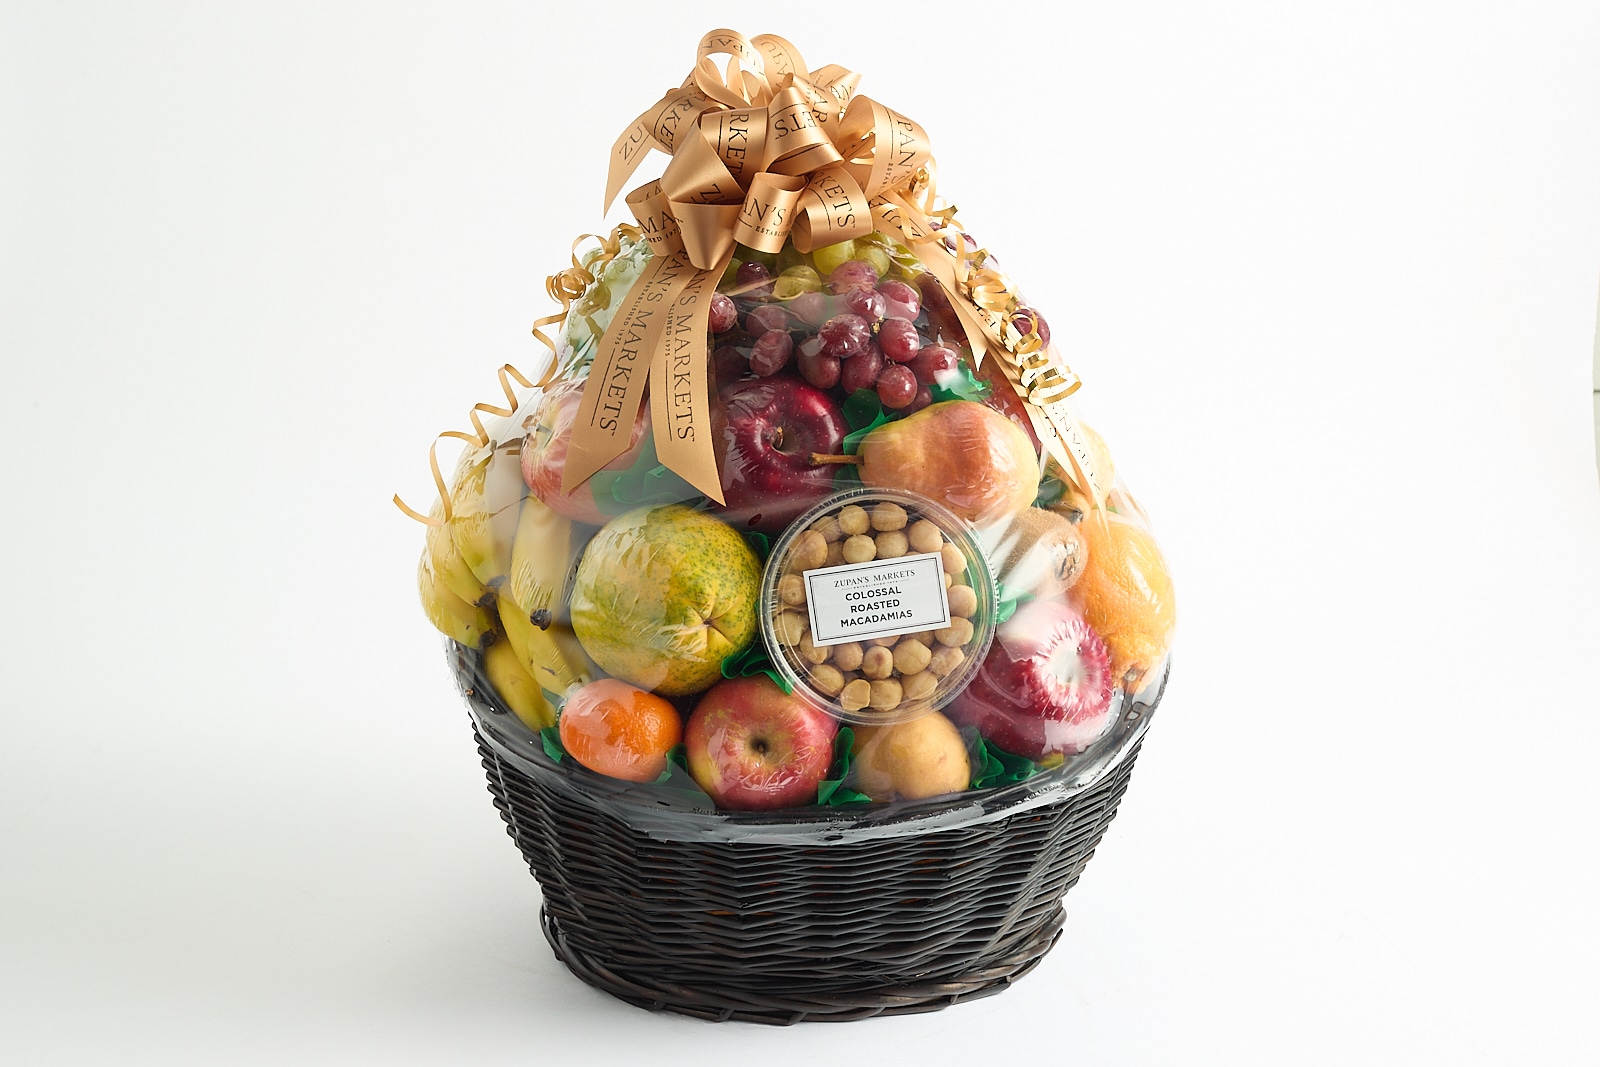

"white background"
[4, 2, 1599, 1063]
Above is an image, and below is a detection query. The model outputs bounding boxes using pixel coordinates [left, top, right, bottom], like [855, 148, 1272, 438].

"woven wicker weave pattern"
[456, 646, 1156, 1024]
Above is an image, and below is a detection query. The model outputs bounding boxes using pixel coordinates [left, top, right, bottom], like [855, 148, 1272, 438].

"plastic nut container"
[760, 487, 996, 725]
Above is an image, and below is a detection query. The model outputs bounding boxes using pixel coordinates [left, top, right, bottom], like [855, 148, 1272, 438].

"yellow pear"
[850, 712, 971, 801]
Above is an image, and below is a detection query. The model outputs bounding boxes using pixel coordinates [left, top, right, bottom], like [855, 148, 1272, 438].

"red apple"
[946, 599, 1115, 759]
[520, 379, 651, 525]
[715, 377, 847, 534]
[686, 676, 839, 810]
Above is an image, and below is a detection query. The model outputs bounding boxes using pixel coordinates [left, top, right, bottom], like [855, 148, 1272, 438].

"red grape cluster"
[710, 258, 985, 414]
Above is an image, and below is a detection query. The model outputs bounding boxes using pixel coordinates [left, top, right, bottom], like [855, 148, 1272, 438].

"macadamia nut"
[927, 645, 965, 677]
[798, 632, 829, 665]
[842, 534, 877, 564]
[870, 502, 908, 531]
[935, 617, 975, 647]
[837, 504, 870, 535]
[874, 530, 908, 559]
[809, 663, 845, 696]
[908, 519, 943, 554]
[775, 611, 807, 645]
[901, 670, 938, 702]
[861, 646, 894, 679]
[832, 641, 863, 671]
[792, 530, 828, 571]
[946, 584, 978, 618]
[892, 639, 932, 675]
[868, 678, 903, 710]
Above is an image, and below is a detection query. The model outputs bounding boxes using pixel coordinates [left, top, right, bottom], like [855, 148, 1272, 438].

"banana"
[506, 492, 581, 626]
[551, 623, 601, 683]
[426, 497, 489, 606]
[418, 551, 496, 648]
[451, 440, 524, 590]
[482, 639, 556, 731]
[497, 589, 591, 699]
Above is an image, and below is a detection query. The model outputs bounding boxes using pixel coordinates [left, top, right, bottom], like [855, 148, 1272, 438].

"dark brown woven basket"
[452, 643, 1164, 1024]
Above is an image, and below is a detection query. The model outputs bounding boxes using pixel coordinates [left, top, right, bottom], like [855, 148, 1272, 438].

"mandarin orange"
[558, 678, 682, 782]
[1070, 511, 1176, 688]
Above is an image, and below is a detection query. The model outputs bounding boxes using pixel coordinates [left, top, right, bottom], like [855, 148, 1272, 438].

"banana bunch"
[416, 437, 595, 730]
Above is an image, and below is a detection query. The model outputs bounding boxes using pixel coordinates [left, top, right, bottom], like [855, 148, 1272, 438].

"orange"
[1070, 511, 1176, 688]
[558, 678, 682, 782]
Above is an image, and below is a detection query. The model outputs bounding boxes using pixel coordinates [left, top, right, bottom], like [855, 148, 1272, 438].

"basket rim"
[455, 642, 1165, 845]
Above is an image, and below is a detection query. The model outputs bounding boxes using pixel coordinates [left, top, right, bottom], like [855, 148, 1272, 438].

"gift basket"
[401, 29, 1176, 1024]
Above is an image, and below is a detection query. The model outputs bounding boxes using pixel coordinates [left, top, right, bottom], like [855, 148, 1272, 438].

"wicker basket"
[452, 643, 1164, 1024]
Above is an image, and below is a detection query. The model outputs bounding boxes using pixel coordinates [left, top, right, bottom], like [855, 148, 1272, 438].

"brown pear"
[857, 401, 1040, 526]
[850, 711, 971, 801]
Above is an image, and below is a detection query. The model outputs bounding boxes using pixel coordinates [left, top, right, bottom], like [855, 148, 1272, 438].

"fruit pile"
[416, 228, 1176, 811]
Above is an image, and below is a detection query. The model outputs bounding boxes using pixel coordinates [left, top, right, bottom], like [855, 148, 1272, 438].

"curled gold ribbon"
[532, 223, 643, 368]
[393, 364, 534, 526]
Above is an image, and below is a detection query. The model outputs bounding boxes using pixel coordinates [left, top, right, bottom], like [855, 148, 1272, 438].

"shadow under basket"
[452, 643, 1165, 1025]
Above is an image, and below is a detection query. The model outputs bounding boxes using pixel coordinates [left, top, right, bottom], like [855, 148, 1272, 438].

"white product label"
[803, 552, 952, 647]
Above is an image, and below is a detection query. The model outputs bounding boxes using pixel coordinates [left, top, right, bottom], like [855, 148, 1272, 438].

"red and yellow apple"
[520, 379, 651, 525]
[685, 676, 838, 810]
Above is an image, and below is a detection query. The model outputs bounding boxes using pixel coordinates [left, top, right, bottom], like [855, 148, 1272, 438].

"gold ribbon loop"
[673, 202, 743, 270]
[808, 64, 861, 112]
[1018, 349, 1081, 404]
[698, 28, 762, 69]
[837, 97, 932, 200]
[661, 120, 745, 207]
[968, 265, 1013, 317]
[694, 55, 754, 109]
[648, 88, 712, 159]
[694, 29, 766, 108]
[791, 165, 874, 252]
[603, 88, 712, 213]
[750, 33, 806, 84]
[625, 181, 685, 257]
[780, 72, 845, 131]
[733, 172, 807, 253]
[659, 122, 747, 269]
[699, 106, 766, 186]
[760, 85, 841, 176]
